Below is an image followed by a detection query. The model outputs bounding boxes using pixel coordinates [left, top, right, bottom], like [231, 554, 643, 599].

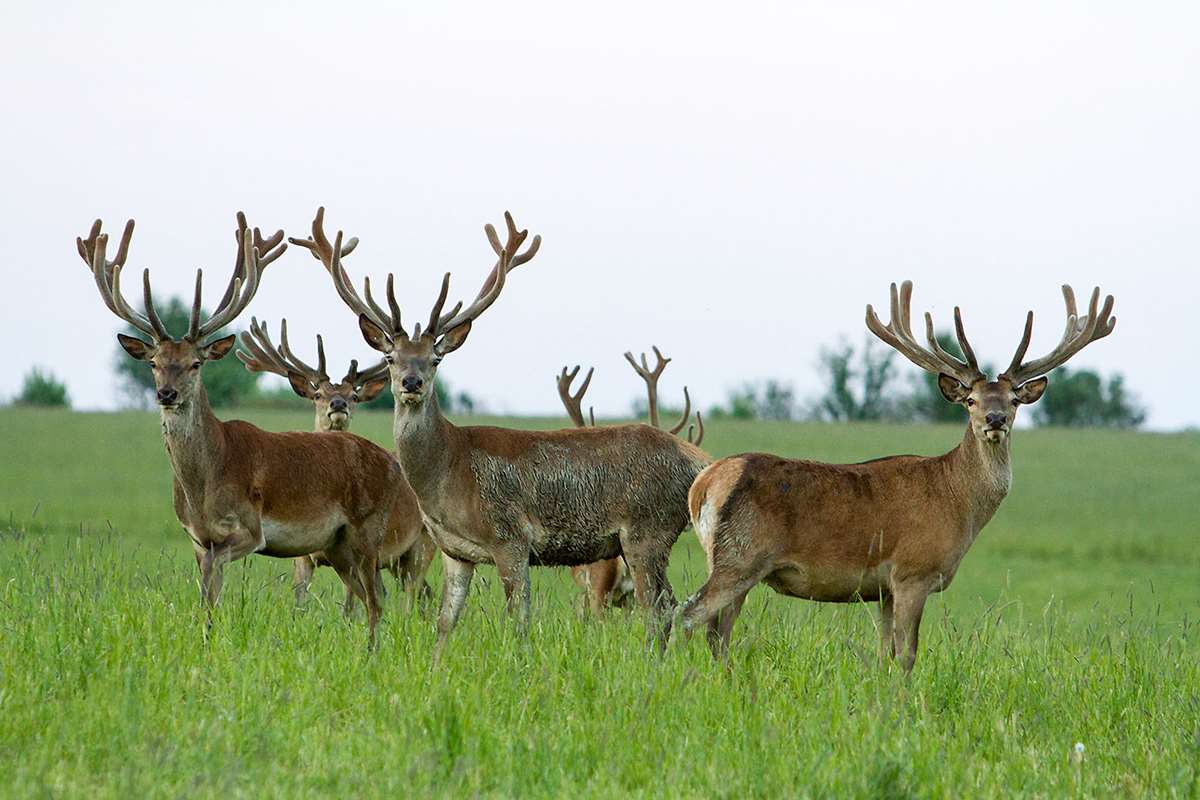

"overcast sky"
[3, 1, 1197, 428]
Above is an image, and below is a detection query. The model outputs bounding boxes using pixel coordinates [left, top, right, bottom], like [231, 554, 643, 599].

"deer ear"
[357, 376, 389, 403]
[937, 373, 971, 404]
[117, 333, 154, 361]
[359, 314, 392, 353]
[435, 321, 472, 356]
[203, 335, 236, 361]
[287, 371, 316, 399]
[1014, 377, 1048, 405]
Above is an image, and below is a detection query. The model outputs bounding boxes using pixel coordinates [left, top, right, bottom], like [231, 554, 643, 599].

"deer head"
[867, 281, 1116, 444]
[292, 208, 540, 408]
[237, 317, 388, 431]
[77, 214, 286, 412]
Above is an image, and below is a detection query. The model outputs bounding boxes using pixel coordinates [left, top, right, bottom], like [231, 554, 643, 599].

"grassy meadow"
[0, 406, 1197, 797]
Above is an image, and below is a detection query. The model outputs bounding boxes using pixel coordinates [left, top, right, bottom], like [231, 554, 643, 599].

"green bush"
[14, 368, 70, 408]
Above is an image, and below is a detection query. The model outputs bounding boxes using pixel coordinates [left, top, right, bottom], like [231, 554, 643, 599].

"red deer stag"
[77, 213, 406, 647]
[236, 318, 437, 607]
[291, 207, 710, 647]
[556, 347, 704, 612]
[679, 281, 1116, 669]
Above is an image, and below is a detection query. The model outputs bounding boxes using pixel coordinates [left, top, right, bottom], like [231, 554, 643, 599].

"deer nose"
[985, 411, 1007, 428]
[157, 387, 178, 405]
[401, 375, 423, 393]
[329, 397, 348, 413]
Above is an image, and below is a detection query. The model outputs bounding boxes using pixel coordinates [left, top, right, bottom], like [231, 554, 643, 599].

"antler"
[556, 365, 596, 427]
[187, 213, 286, 340]
[1000, 285, 1116, 385]
[623, 345, 702, 442]
[76, 219, 170, 340]
[237, 317, 328, 383]
[865, 280, 983, 386]
[288, 208, 405, 335]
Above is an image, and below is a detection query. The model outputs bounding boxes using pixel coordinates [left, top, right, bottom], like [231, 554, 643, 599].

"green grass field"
[1, 407, 1197, 797]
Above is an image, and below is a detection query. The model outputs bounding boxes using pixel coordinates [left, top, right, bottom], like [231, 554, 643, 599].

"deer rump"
[449, 424, 706, 566]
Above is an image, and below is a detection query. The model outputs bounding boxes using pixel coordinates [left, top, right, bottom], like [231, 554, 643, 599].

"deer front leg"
[435, 555, 476, 652]
[293, 556, 316, 605]
[198, 512, 265, 625]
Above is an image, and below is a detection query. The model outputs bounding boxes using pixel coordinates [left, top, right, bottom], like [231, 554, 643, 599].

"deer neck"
[946, 424, 1012, 532]
[159, 383, 225, 490]
[392, 387, 457, 495]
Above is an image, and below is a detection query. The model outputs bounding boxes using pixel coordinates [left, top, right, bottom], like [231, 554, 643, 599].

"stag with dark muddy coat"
[293, 208, 710, 647]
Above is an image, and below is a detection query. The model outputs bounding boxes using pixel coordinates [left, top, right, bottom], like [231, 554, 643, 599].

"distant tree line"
[703, 331, 1145, 429]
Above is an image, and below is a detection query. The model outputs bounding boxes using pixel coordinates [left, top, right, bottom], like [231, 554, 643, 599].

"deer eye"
[431, 356, 443, 366]
[148, 361, 156, 368]
[384, 355, 394, 365]
[1011, 399, 1020, 407]
[966, 398, 976, 407]
[190, 361, 201, 370]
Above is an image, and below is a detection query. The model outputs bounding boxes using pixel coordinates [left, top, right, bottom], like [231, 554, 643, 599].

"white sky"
[3, 1, 1197, 428]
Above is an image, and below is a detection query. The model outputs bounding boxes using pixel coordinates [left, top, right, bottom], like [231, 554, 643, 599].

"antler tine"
[687, 411, 704, 446]
[346, 357, 390, 386]
[78, 219, 160, 339]
[140, 269, 169, 339]
[866, 280, 982, 385]
[623, 345, 671, 429]
[438, 211, 540, 330]
[1001, 285, 1116, 384]
[426, 273, 451, 336]
[667, 386, 693, 435]
[556, 365, 594, 428]
[277, 318, 324, 379]
[438, 248, 510, 334]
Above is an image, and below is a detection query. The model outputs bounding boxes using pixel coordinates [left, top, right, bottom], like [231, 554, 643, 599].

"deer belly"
[258, 512, 345, 558]
[764, 561, 889, 603]
[528, 526, 622, 567]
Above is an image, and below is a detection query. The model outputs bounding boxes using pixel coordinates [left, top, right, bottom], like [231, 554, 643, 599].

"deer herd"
[77, 208, 1116, 669]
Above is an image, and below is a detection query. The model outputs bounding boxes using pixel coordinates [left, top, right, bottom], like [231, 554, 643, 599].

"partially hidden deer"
[678, 280, 1116, 669]
[77, 213, 406, 646]
[292, 207, 711, 647]
[556, 347, 704, 613]
[236, 318, 437, 608]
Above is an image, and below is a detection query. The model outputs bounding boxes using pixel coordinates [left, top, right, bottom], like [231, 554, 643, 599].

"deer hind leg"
[878, 593, 896, 662]
[324, 527, 383, 650]
[620, 532, 678, 651]
[492, 540, 532, 634]
[890, 583, 929, 672]
[435, 555, 476, 653]
[397, 533, 437, 612]
[707, 589, 750, 660]
[292, 556, 316, 606]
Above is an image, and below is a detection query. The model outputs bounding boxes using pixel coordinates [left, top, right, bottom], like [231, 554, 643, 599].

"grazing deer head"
[289, 207, 540, 409]
[237, 318, 389, 431]
[866, 281, 1114, 444]
[78, 214, 286, 413]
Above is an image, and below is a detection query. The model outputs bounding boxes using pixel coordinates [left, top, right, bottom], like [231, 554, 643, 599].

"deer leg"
[677, 568, 762, 656]
[323, 531, 383, 650]
[620, 533, 677, 651]
[878, 594, 896, 662]
[435, 555, 476, 651]
[890, 584, 929, 672]
[586, 559, 620, 615]
[707, 589, 750, 660]
[492, 542, 532, 634]
[293, 556, 316, 606]
[398, 537, 436, 612]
